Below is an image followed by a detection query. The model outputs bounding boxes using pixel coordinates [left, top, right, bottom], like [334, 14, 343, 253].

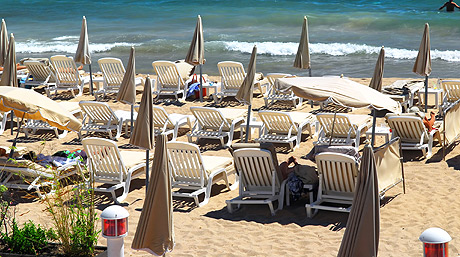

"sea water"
[3, 0, 460, 78]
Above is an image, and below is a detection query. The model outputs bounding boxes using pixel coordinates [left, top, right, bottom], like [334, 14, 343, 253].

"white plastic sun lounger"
[22, 60, 56, 89]
[226, 147, 287, 215]
[188, 107, 246, 147]
[264, 73, 303, 109]
[152, 61, 191, 102]
[82, 137, 147, 203]
[256, 111, 315, 151]
[167, 141, 236, 207]
[78, 101, 126, 140]
[96, 57, 143, 99]
[49, 55, 89, 97]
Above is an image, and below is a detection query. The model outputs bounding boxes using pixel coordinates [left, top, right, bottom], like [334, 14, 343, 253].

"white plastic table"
[366, 126, 392, 146]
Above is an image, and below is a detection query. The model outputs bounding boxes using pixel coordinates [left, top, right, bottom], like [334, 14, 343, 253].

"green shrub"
[1, 219, 57, 255]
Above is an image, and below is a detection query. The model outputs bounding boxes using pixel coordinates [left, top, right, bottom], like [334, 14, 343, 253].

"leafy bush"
[1, 219, 57, 255]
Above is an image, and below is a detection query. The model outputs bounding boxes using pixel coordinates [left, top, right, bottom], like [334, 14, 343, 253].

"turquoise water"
[3, 0, 460, 77]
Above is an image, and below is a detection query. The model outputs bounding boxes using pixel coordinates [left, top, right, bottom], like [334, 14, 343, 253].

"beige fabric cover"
[369, 47, 385, 92]
[117, 47, 136, 105]
[0, 158, 52, 177]
[0, 87, 81, 131]
[444, 100, 460, 146]
[0, 33, 16, 87]
[57, 101, 80, 114]
[218, 108, 247, 124]
[236, 45, 257, 106]
[276, 77, 401, 113]
[119, 150, 152, 176]
[130, 76, 154, 150]
[201, 155, 232, 175]
[289, 112, 314, 126]
[74, 16, 91, 65]
[174, 61, 194, 81]
[374, 138, 403, 192]
[0, 19, 7, 67]
[132, 134, 174, 255]
[185, 15, 205, 66]
[338, 144, 379, 257]
[413, 23, 431, 76]
[293, 16, 311, 69]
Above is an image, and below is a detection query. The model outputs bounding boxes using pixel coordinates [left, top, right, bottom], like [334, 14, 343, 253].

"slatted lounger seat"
[167, 141, 236, 207]
[188, 107, 246, 147]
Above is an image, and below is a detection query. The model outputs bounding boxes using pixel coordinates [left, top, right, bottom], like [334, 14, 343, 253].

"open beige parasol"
[0, 87, 82, 131]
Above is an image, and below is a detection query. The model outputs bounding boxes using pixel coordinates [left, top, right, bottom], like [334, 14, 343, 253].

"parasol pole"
[244, 105, 251, 143]
[130, 104, 134, 136]
[424, 75, 429, 113]
[145, 150, 149, 192]
[371, 109, 377, 147]
[89, 63, 94, 96]
[9, 110, 13, 135]
[199, 64, 203, 102]
[9, 113, 25, 159]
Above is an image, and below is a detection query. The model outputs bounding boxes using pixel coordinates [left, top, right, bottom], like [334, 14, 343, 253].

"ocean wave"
[220, 41, 460, 62]
[52, 35, 79, 41]
[16, 40, 140, 54]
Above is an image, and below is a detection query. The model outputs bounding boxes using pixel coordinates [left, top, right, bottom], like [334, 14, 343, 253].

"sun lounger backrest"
[190, 107, 231, 131]
[152, 61, 185, 89]
[259, 111, 297, 134]
[152, 106, 173, 129]
[267, 73, 294, 94]
[218, 61, 246, 91]
[167, 141, 207, 186]
[317, 113, 356, 137]
[98, 58, 125, 89]
[233, 148, 280, 194]
[387, 116, 427, 143]
[82, 138, 128, 182]
[50, 55, 81, 85]
[315, 152, 358, 196]
[24, 61, 53, 82]
[441, 80, 460, 102]
[79, 101, 120, 125]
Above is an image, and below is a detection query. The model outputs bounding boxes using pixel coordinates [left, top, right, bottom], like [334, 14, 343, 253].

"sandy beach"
[2, 76, 459, 257]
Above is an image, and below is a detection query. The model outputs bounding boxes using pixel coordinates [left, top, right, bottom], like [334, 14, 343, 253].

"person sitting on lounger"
[409, 107, 443, 146]
[439, 0, 460, 12]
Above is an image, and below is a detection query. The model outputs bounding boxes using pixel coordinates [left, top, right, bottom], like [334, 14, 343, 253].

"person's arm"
[454, 2, 460, 8]
[439, 2, 447, 10]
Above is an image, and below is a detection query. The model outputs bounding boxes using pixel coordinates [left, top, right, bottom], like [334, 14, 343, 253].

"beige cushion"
[202, 155, 232, 175]
[119, 150, 153, 177]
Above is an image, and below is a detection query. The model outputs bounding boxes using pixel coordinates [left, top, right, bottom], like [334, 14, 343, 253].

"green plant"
[1, 219, 57, 255]
[43, 163, 99, 257]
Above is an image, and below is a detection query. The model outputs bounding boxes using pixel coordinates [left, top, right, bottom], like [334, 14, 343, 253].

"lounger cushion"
[201, 155, 232, 175]
[119, 150, 153, 177]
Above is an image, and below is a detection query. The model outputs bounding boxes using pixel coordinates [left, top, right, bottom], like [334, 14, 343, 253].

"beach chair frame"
[226, 148, 287, 216]
[22, 60, 56, 89]
[167, 141, 235, 207]
[152, 106, 193, 141]
[306, 152, 359, 218]
[386, 115, 436, 158]
[49, 55, 86, 97]
[188, 106, 244, 147]
[314, 113, 369, 149]
[256, 111, 313, 151]
[263, 73, 303, 109]
[78, 101, 124, 140]
[152, 61, 188, 102]
[82, 137, 146, 203]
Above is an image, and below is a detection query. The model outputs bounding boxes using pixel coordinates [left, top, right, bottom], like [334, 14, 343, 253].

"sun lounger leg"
[268, 202, 275, 216]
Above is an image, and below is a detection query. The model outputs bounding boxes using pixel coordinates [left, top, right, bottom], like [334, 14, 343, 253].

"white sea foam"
[220, 40, 460, 62]
[52, 35, 79, 41]
[16, 40, 139, 53]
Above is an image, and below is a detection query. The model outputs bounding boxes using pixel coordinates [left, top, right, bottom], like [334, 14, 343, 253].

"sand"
[3, 76, 460, 256]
